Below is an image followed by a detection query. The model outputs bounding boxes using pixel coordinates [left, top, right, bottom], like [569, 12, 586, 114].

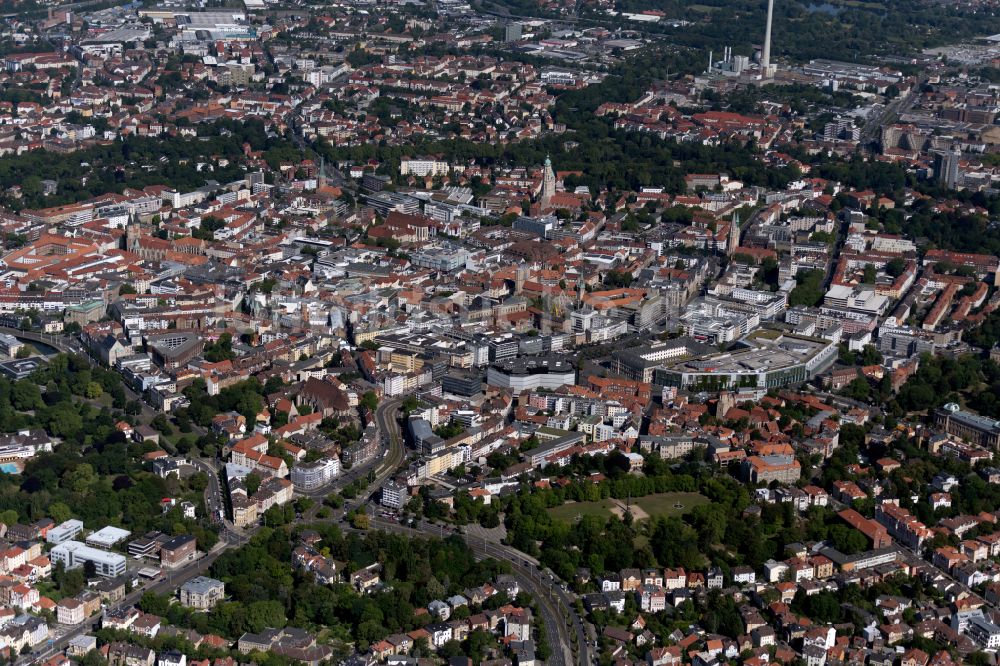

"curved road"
[368, 517, 580, 666]
[478, 539, 587, 666]
[293, 397, 404, 503]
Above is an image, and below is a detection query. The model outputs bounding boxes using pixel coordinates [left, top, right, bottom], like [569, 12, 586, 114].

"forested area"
[0, 353, 125, 436]
[810, 157, 911, 195]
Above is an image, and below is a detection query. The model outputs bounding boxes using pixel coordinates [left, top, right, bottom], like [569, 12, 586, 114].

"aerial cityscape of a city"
[1, 0, 1000, 663]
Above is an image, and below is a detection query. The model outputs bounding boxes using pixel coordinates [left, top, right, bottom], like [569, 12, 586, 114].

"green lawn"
[548, 499, 620, 523]
[633, 491, 710, 518]
[548, 492, 710, 524]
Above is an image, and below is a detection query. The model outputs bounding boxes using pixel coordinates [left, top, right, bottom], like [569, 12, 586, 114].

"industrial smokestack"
[762, 0, 774, 74]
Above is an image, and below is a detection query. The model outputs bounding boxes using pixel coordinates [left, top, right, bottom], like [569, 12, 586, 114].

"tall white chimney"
[762, 0, 774, 74]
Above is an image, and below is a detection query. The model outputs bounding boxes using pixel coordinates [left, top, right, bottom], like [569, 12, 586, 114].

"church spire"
[540, 155, 555, 210]
[728, 213, 741, 255]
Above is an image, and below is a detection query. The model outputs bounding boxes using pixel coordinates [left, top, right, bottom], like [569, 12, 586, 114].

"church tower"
[125, 216, 142, 253]
[727, 213, 741, 256]
[540, 156, 556, 210]
[515, 265, 528, 294]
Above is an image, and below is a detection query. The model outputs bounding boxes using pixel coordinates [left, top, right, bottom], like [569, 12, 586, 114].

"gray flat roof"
[181, 576, 224, 594]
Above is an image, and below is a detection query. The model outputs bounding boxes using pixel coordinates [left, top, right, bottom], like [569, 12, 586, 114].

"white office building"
[486, 357, 576, 392]
[382, 480, 408, 509]
[290, 458, 340, 492]
[0, 334, 23, 359]
[823, 285, 889, 316]
[50, 541, 127, 577]
[399, 157, 450, 177]
[47, 519, 84, 545]
[85, 526, 131, 549]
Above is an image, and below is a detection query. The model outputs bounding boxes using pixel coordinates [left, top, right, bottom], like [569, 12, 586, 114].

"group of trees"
[903, 201, 1000, 256]
[495, 458, 823, 583]
[2, 432, 216, 551]
[788, 269, 826, 307]
[318, 419, 360, 448]
[1, 382, 92, 440]
[838, 343, 883, 368]
[892, 353, 986, 415]
[968, 311, 1000, 351]
[840, 187, 1000, 256]
[178, 376, 283, 427]
[0, 118, 302, 211]
[202, 333, 237, 363]
[450, 490, 502, 527]
[810, 155, 912, 195]
[710, 83, 862, 118]
[597, 0, 1000, 63]
[433, 421, 466, 439]
[192, 216, 226, 242]
[145, 524, 511, 656]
